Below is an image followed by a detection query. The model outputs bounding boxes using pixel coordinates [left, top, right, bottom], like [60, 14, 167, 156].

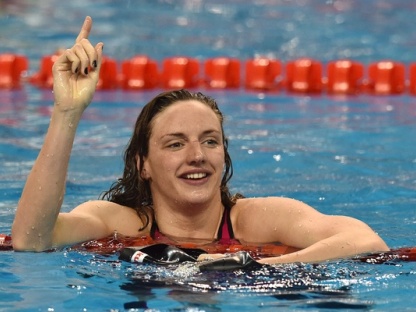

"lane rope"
[1, 53, 416, 95]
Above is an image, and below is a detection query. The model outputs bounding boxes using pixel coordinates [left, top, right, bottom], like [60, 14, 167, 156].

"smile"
[185, 173, 207, 179]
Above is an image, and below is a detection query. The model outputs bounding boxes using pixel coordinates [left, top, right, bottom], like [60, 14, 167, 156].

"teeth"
[186, 173, 207, 179]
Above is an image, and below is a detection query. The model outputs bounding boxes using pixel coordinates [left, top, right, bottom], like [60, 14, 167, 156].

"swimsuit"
[150, 207, 236, 243]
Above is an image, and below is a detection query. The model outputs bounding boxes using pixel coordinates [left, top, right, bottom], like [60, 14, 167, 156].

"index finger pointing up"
[75, 16, 93, 43]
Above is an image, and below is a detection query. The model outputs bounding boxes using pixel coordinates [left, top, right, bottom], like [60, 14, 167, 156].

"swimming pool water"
[2, 0, 416, 311]
[1, 89, 416, 311]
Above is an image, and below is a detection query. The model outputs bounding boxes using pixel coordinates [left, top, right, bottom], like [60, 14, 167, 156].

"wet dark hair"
[100, 89, 242, 231]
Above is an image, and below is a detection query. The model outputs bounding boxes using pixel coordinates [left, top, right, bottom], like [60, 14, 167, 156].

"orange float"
[120, 55, 159, 89]
[29, 54, 59, 88]
[95, 56, 119, 90]
[162, 57, 200, 89]
[286, 58, 323, 93]
[0, 54, 28, 89]
[327, 60, 364, 94]
[245, 57, 282, 91]
[4, 53, 416, 95]
[204, 57, 240, 89]
[367, 60, 405, 94]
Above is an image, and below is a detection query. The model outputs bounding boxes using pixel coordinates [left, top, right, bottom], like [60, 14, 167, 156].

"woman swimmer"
[12, 16, 389, 263]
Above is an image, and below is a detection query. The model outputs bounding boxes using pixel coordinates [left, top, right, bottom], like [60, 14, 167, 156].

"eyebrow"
[161, 129, 222, 140]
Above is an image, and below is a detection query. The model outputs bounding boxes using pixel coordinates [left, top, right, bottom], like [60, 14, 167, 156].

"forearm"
[12, 108, 82, 251]
[258, 230, 389, 264]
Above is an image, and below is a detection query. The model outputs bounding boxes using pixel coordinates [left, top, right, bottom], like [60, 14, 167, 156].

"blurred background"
[2, 0, 416, 74]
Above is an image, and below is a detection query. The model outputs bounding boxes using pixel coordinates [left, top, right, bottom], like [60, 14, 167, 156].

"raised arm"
[12, 16, 104, 251]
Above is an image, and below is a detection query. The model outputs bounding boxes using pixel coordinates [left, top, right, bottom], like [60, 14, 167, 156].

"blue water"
[1, 1, 416, 311]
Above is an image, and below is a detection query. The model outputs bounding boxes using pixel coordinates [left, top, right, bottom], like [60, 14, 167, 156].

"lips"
[179, 170, 211, 181]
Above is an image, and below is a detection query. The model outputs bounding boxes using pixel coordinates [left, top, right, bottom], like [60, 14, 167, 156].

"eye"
[167, 141, 184, 149]
[204, 138, 220, 147]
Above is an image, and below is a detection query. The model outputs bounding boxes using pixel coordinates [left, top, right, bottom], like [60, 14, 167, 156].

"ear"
[141, 168, 150, 180]
[136, 154, 150, 180]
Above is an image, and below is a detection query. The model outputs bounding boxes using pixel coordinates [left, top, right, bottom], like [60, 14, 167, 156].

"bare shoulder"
[231, 196, 323, 243]
[232, 196, 316, 217]
[71, 199, 137, 215]
[68, 200, 149, 237]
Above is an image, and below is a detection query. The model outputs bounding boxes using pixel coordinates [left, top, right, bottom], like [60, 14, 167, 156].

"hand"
[197, 253, 225, 261]
[197, 252, 261, 271]
[52, 16, 104, 113]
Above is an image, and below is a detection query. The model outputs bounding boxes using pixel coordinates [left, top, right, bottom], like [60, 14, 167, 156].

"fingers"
[197, 253, 224, 261]
[75, 16, 92, 44]
[94, 42, 104, 71]
[54, 16, 103, 77]
[64, 39, 102, 75]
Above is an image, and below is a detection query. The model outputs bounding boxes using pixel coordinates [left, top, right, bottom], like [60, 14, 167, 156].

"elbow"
[12, 239, 50, 252]
[12, 240, 32, 252]
[370, 236, 390, 253]
[11, 226, 50, 252]
[357, 231, 389, 254]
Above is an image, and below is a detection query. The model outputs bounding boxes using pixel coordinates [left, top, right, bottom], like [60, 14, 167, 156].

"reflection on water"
[4, 240, 409, 311]
[101, 253, 382, 310]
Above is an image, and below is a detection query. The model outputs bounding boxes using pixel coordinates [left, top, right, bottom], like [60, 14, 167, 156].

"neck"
[153, 199, 224, 240]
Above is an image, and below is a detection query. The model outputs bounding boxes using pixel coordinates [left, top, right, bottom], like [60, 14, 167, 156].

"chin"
[181, 194, 215, 207]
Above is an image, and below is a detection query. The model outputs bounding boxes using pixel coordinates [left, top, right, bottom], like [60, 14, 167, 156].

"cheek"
[214, 149, 226, 169]
[146, 152, 178, 178]
[162, 156, 181, 173]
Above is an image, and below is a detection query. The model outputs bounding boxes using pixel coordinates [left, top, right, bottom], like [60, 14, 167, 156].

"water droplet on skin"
[38, 186, 42, 190]
[26, 231, 30, 235]
[31, 226, 35, 230]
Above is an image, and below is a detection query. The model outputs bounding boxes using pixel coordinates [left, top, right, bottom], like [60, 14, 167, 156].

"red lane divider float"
[245, 58, 281, 91]
[205, 57, 240, 89]
[120, 55, 159, 89]
[162, 57, 200, 89]
[29, 54, 57, 88]
[286, 58, 323, 93]
[327, 60, 364, 94]
[1, 233, 416, 265]
[367, 60, 406, 95]
[2, 53, 416, 95]
[0, 54, 28, 89]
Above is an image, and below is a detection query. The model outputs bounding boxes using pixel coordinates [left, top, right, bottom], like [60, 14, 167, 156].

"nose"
[187, 141, 205, 164]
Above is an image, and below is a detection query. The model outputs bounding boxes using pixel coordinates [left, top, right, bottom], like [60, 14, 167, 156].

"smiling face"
[140, 100, 225, 212]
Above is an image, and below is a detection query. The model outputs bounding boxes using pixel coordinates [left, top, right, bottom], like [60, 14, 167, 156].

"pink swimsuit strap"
[218, 207, 234, 240]
[151, 207, 235, 241]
